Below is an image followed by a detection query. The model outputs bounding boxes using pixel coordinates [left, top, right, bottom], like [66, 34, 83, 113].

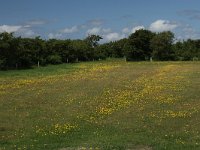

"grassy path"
[0, 60, 200, 149]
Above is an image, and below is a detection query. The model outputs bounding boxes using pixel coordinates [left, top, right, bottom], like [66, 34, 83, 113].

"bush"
[47, 55, 62, 65]
[0, 58, 6, 70]
[193, 57, 199, 61]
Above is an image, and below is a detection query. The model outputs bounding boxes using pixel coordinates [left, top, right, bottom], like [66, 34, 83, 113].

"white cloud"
[149, 20, 178, 32]
[0, 25, 22, 33]
[0, 24, 39, 37]
[86, 27, 125, 42]
[23, 30, 35, 37]
[26, 20, 48, 26]
[122, 26, 145, 35]
[48, 25, 80, 39]
[18, 29, 36, 37]
[48, 33, 63, 39]
[86, 27, 112, 35]
[87, 19, 104, 26]
[102, 28, 112, 33]
[177, 24, 200, 40]
[48, 33, 55, 39]
[61, 26, 78, 34]
[24, 25, 31, 28]
[122, 27, 130, 34]
[131, 26, 145, 33]
[86, 27, 101, 35]
[104, 32, 125, 41]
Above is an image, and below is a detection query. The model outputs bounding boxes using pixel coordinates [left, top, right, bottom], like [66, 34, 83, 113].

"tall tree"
[128, 29, 155, 60]
[150, 31, 175, 60]
[0, 32, 15, 69]
[32, 37, 46, 67]
[85, 34, 102, 48]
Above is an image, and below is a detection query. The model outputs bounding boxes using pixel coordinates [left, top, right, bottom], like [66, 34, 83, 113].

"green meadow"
[0, 59, 200, 150]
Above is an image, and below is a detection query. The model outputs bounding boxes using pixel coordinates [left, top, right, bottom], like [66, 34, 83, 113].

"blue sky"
[1, 0, 200, 42]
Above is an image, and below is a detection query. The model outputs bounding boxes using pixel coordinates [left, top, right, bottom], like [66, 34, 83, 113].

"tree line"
[0, 30, 200, 70]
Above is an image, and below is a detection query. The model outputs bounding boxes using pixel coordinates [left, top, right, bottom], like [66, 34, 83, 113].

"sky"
[1, 0, 200, 42]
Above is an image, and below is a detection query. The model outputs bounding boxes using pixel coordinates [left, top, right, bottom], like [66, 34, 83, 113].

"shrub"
[47, 55, 62, 65]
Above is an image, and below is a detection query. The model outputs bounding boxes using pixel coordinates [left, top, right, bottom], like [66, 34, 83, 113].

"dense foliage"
[0, 30, 200, 70]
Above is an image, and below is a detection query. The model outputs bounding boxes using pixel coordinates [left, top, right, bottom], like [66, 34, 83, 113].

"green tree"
[150, 31, 175, 60]
[70, 40, 92, 62]
[128, 29, 155, 60]
[0, 32, 15, 69]
[12, 37, 33, 68]
[46, 39, 72, 63]
[85, 34, 102, 48]
[32, 37, 47, 67]
[123, 41, 136, 61]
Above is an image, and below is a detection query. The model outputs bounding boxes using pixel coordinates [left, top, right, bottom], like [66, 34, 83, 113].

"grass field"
[0, 59, 200, 150]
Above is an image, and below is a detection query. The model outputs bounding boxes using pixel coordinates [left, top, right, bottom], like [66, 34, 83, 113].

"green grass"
[0, 59, 200, 150]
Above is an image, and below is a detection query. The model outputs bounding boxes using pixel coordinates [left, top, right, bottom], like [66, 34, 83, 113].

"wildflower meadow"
[0, 59, 200, 149]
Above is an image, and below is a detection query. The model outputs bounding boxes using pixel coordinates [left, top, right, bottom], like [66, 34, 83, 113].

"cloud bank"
[1, 18, 199, 41]
[149, 20, 178, 32]
[0, 25, 22, 33]
[61, 26, 79, 34]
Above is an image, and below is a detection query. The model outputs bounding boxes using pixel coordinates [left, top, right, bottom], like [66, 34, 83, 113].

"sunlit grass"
[0, 59, 200, 150]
